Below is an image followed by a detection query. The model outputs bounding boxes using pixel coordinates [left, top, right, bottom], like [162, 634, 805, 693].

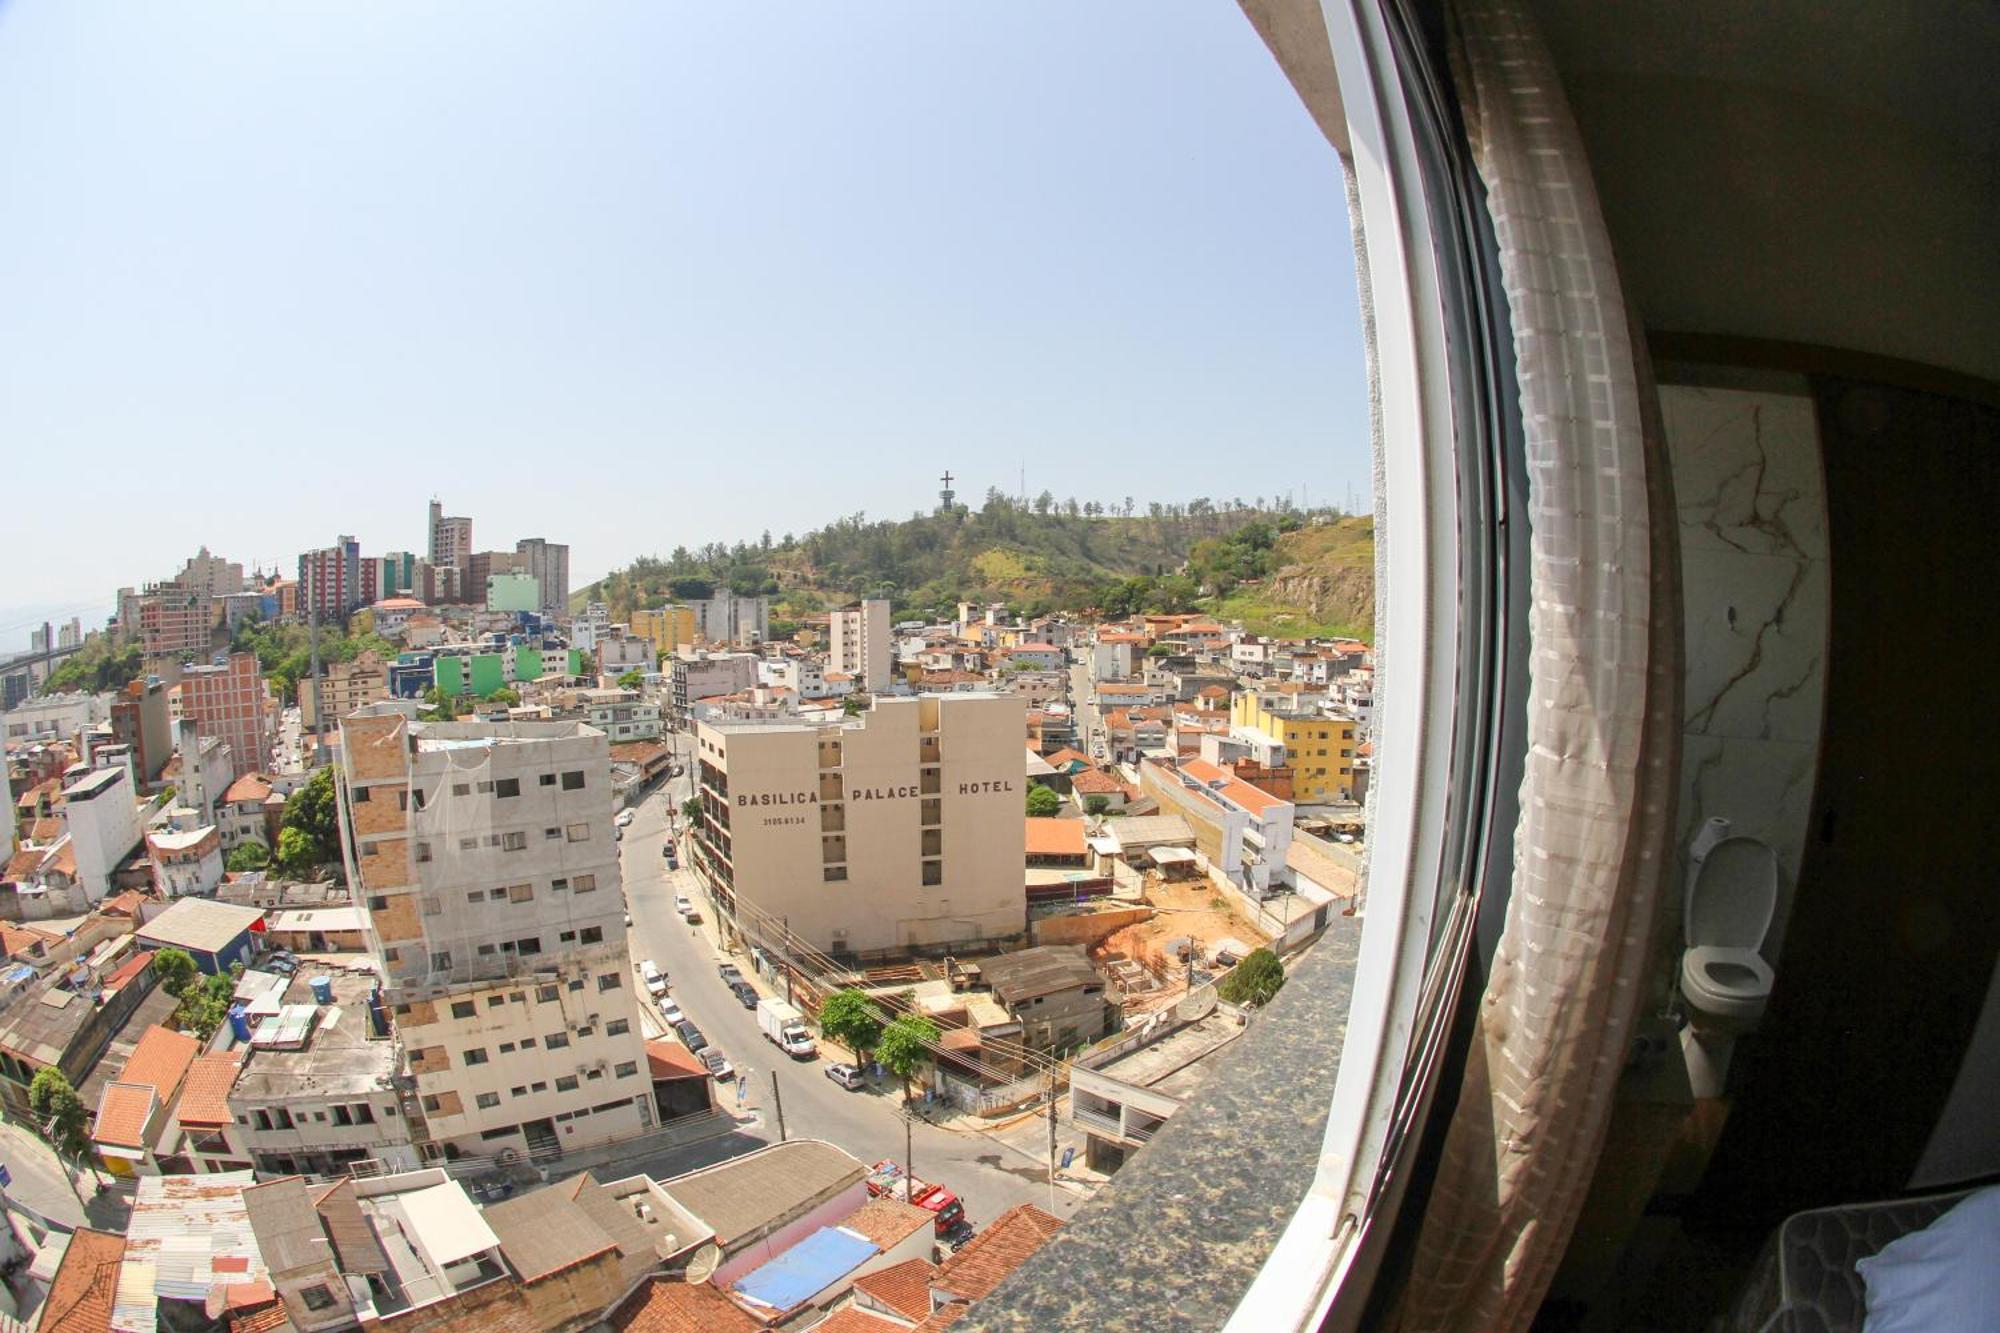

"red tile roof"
[41, 1227, 127, 1333]
[1069, 771, 1122, 795]
[852, 1256, 938, 1320]
[119, 1024, 201, 1102]
[221, 773, 274, 806]
[177, 1050, 245, 1127]
[912, 1303, 970, 1331]
[811, 1310, 909, 1333]
[92, 1083, 157, 1151]
[841, 1197, 934, 1252]
[931, 1204, 1062, 1303]
[610, 1278, 760, 1333]
[1024, 818, 1087, 858]
[102, 951, 154, 993]
[645, 1038, 709, 1080]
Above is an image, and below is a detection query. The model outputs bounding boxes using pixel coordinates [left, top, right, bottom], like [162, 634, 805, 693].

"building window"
[576, 1026, 594, 1039]
[367, 895, 387, 911]
[597, 973, 620, 992]
[531, 1080, 547, 1093]
[545, 827, 562, 840]
[824, 866, 847, 882]
[615, 1060, 638, 1078]
[539, 773, 556, 786]
[458, 836, 479, 851]
[421, 1095, 441, 1113]
[476, 780, 493, 794]
[580, 926, 603, 945]
[516, 936, 541, 956]
[586, 1068, 604, 1080]
[538, 984, 560, 1003]
[477, 943, 497, 956]
[422, 895, 441, 916]
[352, 787, 371, 804]
[429, 950, 452, 971]
[413, 842, 431, 863]
[569, 978, 585, 991]
[450, 1000, 475, 1019]
[503, 831, 528, 851]
[507, 883, 534, 903]
[495, 778, 520, 797]
[923, 861, 942, 886]
[475, 1092, 500, 1110]
[463, 1047, 488, 1065]
[522, 1036, 537, 1048]
[566, 823, 590, 842]
[452, 783, 470, 796]
[561, 770, 585, 790]
[555, 1075, 579, 1093]
[487, 994, 506, 1009]
[499, 1041, 515, 1054]
[511, 1085, 528, 1098]
[574, 873, 597, 892]
[607, 1019, 629, 1037]
[559, 930, 576, 943]
[546, 1032, 570, 1050]
[551, 877, 568, 892]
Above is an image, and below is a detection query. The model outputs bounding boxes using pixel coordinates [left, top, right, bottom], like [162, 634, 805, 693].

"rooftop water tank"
[308, 975, 334, 1004]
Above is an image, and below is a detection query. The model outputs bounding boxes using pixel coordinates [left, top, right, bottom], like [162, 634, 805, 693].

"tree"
[1083, 795, 1111, 817]
[225, 842, 270, 873]
[876, 1016, 939, 1099]
[484, 687, 521, 707]
[28, 1067, 87, 1156]
[1218, 947, 1286, 1007]
[818, 989, 885, 1060]
[175, 970, 237, 1041]
[153, 947, 199, 999]
[842, 694, 867, 717]
[275, 825, 318, 878]
[1026, 786, 1062, 817]
[616, 669, 646, 690]
[280, 768, 340, 867]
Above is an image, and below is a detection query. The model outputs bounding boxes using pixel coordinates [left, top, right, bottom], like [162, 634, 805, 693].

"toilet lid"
[1684, 945, 1773, 999]
[1687, 837, 1779, 947]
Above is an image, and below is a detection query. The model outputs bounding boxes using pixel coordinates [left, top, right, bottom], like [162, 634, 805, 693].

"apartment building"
[1229, 690, 1358, 804]
[61, 764, 144, 902]
[177, 652, 273, 779]
[1137, 757, 1296, 897]
[581, 689, 661, 743]
[177, 546, 246, 600]
[427, 499, 472, 573]
[299, 650, 392, 731]
[299, 536, 368, 621]
[485, 570, 541, 614]
[335, 712, 653, 1159]
[3, 691, 108, 744]
[670, 652, 761, 723]
[692, 595, 769, 646]
[630, 605, 695, 658]
[829, 599, 893, 693]
[692, 693, 1027, 956]
[139, 580, 213, 661]
[514, 538, 570, 615]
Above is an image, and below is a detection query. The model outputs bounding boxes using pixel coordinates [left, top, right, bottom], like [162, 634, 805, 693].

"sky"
[0, 2, 1365, 653]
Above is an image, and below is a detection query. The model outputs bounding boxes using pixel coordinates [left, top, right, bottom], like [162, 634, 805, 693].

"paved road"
[0, 1118, 130, 1234]
[614, 774, 1090, 1229]
[1070, 661, 1107, 760]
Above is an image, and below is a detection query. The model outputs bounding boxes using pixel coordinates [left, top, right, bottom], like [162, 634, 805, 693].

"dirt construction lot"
[1092, 872, 1269, 1011]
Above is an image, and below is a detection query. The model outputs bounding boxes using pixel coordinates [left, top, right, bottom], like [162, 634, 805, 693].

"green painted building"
[433, 646, 589, 697]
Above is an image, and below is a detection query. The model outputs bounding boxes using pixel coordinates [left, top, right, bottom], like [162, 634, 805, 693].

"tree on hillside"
[877, 1016, 940, 1100]
[1026, 786, 1062, 817]
[818, 989, 885, 1061]
[29, 1068, 88, 1155]
[1218, 948, 1286, 1008]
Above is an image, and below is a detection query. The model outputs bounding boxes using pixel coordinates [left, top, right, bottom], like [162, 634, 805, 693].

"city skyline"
[0, 3, 1365, 637]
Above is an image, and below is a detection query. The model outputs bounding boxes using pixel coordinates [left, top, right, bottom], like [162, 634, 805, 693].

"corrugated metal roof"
[115, 1171, 266, 1333]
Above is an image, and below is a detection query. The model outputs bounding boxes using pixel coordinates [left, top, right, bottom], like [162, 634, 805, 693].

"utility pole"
[769, 1071, 787, 1141]
[905, 1108, 914, 1185]
[1047, 1071, 1059, 1212]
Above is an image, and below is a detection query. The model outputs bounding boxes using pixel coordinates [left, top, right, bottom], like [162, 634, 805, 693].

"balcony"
[920, 738, 942, 764]
[921, 829, 942, 857]
[819, 773, 844, 801]
[1072, 1103, 1154, 1144]
[821, 805, 845, 833]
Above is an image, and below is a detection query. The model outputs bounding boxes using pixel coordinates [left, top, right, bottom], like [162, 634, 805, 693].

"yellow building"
[1230, 690, 1358, 803]
[630, 605, 696, 660]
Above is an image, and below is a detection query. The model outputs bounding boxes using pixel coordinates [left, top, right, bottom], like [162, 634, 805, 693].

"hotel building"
[691, 693, 1027, 957]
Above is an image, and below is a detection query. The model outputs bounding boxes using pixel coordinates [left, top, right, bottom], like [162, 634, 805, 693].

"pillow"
[1856, 1185, 2000, 1331]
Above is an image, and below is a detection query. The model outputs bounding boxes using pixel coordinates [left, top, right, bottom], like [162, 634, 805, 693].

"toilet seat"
[1681, 945, 1773, 1017]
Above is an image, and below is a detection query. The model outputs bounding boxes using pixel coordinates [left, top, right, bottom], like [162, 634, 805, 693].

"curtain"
[1394, 0, 1682, 1327]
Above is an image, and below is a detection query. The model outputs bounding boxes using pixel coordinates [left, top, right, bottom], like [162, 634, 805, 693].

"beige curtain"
[1394, 1, 1682, 1327]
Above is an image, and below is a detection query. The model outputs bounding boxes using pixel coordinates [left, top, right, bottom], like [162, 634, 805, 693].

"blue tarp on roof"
[731, 1225, 879, 1312]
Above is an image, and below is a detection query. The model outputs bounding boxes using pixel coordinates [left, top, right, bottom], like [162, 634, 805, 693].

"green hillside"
[580, 494, 1374, 641]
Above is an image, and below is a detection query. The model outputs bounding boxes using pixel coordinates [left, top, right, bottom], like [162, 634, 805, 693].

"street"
[1070, 660, 1106, 759]
[613, 769, 1090, 1228]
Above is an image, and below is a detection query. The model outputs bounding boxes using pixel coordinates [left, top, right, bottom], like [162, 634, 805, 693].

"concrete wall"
[1030, 907, 1154, 948]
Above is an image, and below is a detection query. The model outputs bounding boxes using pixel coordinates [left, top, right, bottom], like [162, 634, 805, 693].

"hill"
[579, 493, 1373, 641]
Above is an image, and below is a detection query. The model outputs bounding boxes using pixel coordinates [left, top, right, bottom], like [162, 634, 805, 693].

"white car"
[657, 997, 685, 1025]
[640, 959, 667, 996]
[615, 809, 636, 828]
[674, 894, 692, 918]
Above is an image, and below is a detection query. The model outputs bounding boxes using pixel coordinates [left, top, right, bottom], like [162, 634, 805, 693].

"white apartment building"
[582, 689, 662, 743]
[3, 691, 108, 743]
[829, 600, 893, 693]
[692, 693, 1027, 957]
[691, 595, 769, 646]
[761, 656, 842, 700]
[148, 819, 224, 898]
[572, 602, 612, 652]
[61, 764, 144, 902]
[336, 712, 654, 1160]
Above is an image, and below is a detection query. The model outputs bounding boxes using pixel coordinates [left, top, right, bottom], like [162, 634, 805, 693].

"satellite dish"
[1176, 988, 1216, 1023]
[684, 1242, 722, 1284]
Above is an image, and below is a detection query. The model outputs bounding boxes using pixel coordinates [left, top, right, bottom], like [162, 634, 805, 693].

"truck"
[865, 1159, 967, 1236]
[756, 998, 817, 1058]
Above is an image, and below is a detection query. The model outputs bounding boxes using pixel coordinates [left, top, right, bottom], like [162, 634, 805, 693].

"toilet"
[1679, 817, 1779, 1095]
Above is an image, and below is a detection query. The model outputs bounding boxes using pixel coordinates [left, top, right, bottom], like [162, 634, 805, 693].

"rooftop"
[482, 1188, 619, 1282]
[176, 1050, 245, 1127]
[978, 946, 1101, 1002]
[41, 1227, 127, 1333]
[1024, 818, 1087, 859]
[930, 1204, 1062, 1304]
[661, 1139, 868, 1247]
[1079, 1010, 1248, 1101]
[608, 1277, 760, 1333]
[852, 1256, 939, 1320]
[730, 1224, 878, 1316]
[840, 1194, 935, 1251]
[120, 1170, 270, 1331]
[135, 898, 263, 956]
[232, 969, 393, 1102]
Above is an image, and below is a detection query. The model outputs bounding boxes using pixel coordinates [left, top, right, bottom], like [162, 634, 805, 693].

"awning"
[1148, 847, 1197, 866]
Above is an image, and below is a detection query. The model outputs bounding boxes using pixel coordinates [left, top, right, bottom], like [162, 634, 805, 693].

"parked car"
[717, 962, 744, 986]
[701, 1048, 735, 1081]
[641, 959, 668, 997]
[624, 913, 633, 927]
[663, 838, 676, 855]
[674, 894, 692, 916]
[675, 1020, 707, 1053]
[732, 981, 760, 1009]
[666, 855, 679, 870]
[615, 809, 636, 828]
[825, 1062, 865, 1091]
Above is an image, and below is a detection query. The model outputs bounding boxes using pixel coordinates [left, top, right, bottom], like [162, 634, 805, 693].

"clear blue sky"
[0, 2, 1363, 651]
